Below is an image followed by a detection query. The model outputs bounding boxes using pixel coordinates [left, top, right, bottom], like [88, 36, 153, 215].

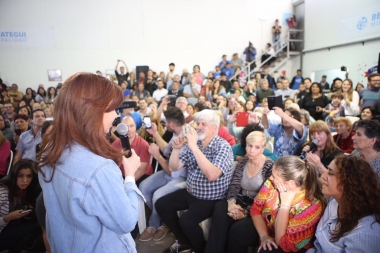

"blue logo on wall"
[357, 17, 368, 30]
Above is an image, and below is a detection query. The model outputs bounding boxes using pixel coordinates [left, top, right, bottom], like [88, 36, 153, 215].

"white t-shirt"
[152, 88, 168, 102]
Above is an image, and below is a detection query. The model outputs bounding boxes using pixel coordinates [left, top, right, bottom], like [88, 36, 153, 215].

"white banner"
[0, 27, 55, 48]
[338, 4, 380, 41]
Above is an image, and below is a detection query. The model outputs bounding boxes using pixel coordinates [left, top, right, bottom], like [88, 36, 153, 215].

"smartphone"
[143, 116, 152, 129]
[236, 112, 250, 127]
[21, 209, 32, 214]
[182, 125, 190, 135]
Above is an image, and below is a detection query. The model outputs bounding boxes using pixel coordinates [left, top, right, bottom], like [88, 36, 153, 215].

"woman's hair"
[25, 87, 33, 95]
[356, 120, 380, 152]
[355, 83, 364, 92]
[329, 154, 380, 242]
[47, 87, 56, 99]
[38, 73, 124, 181]
[360, 106, 376, 120]
[246, 131, 266, 146]
[274, 156, 325, 206]
[138, 113, 164, 143]
[41, 120, 53, 138]
[299, 109, 310, 125]
[18, 105, 31, 117]
[213, 79, 223, 94]
[0, 130, 7, 146]
[0, 114, 10, 130]
[342, 79, 354, 101]
[333, 117, 352, 131]
[214, 110, 225, 127]
[245, 100, 254, 112]
[0, 159, 41, 204]
[38, 87, 46, 97]
[285, 108, 301, 122]
[240, 123, 265, 148]
[310, 82, 322, 94]
[236, 101, 246, 112]
[308, 120, 339, 156]
[187, 104, 195, 113]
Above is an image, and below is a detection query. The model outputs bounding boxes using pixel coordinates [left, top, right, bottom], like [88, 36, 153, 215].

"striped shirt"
[227, 157, 273, 200]
[0, 185, 10, 232]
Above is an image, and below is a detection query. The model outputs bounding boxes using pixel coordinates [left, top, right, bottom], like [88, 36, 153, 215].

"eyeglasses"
[4, 106, 13, 109]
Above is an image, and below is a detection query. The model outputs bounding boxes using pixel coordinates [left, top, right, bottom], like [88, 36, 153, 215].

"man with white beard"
[156, 109, 233, 253]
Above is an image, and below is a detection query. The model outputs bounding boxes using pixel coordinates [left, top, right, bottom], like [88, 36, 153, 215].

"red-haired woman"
[38, 73, 142, 253]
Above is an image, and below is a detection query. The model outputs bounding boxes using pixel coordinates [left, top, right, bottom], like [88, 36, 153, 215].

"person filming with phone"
[156, 109, 233, 253]
[262, 107, 307, 157]
[37, 73, 143, 253]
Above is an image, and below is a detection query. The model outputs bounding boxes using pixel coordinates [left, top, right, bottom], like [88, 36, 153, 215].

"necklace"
[312, 94, 320, 102]
[248, 155, 264, 179]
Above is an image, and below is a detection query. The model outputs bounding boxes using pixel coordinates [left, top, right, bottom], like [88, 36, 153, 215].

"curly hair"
[240, 123, 264, 148]
[329, 154, 380, 242]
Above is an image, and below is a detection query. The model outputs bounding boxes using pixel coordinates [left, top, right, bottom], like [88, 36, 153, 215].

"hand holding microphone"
[300, 139, 318, 159]
[117, 123, 141, 177]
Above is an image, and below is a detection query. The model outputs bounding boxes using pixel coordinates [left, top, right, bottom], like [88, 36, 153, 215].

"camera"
[341, 66, 347, 72]
[168, 95, 177, 106]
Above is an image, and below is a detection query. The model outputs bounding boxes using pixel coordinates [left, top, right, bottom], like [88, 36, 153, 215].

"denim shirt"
[307, 198, 380, 253]
[39, 143, 144, 253]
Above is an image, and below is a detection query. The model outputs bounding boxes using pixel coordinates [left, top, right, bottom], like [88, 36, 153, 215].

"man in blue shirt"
[360, 73, 380, 108]
[243, 42, 257, 71]
[221, 63, 234, 80]
[14, 109, 46, 164]
[218, 55, 230, 69]
[290, 69, 304, 90]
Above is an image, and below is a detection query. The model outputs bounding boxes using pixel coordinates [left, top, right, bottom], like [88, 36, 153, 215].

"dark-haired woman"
[298, 82, 329, 120]
[35, 87, 46, 103]
[45, 87, 57, 104]
[352, 120, 380, 181]
[229, 156, 325, 253]
[306, 154, 380, 252]
[0, 114, 14, 142]
[38, 73, 143, 253]
[0, 131, 10, 178]
[23, 88, 34, 105]
[0, 159, 42, 253]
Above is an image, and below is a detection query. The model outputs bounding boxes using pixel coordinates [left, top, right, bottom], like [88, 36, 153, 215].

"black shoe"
[163, 241, 192, 253]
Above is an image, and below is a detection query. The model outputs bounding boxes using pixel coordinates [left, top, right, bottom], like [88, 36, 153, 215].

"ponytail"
[305, 161, 326, 209]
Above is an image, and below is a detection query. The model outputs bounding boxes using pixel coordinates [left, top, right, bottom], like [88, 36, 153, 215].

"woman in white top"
[340, 79, 360, 116]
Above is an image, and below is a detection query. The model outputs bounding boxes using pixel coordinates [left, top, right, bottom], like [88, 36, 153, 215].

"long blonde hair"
[342, 79, 354, 102]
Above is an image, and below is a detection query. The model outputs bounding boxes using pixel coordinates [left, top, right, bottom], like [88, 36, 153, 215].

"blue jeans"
[139, 170, 186, 228]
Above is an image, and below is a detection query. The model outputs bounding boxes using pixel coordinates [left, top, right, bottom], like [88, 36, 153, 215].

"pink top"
[0, 141, 11, 176]
[194, 73, 203, 86]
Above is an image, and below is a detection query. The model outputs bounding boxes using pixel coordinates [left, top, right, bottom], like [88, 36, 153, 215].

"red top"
[0, 141, 11, 176]
[333, 131, 355, 154]
[112, 135, 152, 177]
[218, 126, 236, 146]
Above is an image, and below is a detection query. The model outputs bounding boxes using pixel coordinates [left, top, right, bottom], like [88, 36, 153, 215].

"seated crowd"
[0, 61, 380, 253]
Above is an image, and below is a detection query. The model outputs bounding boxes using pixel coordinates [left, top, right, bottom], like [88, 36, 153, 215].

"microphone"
[300, 139, 318, 159]
[116, 123, 132, 158]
